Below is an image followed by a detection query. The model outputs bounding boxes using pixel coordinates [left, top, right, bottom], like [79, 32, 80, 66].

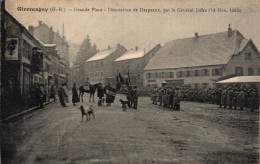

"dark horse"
[79, 83, 100, 102]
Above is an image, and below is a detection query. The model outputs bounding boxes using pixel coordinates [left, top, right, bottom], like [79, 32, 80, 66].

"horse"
[79, 83, 100, 102]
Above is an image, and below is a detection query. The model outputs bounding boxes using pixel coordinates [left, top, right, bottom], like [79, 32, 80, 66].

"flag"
[119, 73, 125, 85]
[127, 69, 131, 84]
[105, 85, 117, 103]
[116, 75, 121, 91]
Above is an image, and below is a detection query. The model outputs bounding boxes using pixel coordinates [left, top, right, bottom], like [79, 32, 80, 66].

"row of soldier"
[151, 86, 182, 110]
[151, 85, 259, 112]
[182, 86, 259, 112]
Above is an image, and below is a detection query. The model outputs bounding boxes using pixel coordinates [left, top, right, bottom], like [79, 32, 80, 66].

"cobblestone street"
[1, 94, 259, 164]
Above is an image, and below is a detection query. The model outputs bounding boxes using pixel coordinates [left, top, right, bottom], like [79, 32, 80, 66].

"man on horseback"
[84, 77, 91, 91]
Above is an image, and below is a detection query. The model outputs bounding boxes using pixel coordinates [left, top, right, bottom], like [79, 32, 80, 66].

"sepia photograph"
[1, 0, 260, 163]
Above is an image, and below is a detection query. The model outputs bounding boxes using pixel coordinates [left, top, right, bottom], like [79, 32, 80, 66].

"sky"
[6, 0, 260, 62]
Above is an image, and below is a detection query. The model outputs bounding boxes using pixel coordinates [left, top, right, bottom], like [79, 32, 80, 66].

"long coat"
[72, 86, 79, 103]
[59, 86, 69, 104]
[237, 91, 245, 107]
[97, 86, 105, 99]
[39, 86, 45, 103]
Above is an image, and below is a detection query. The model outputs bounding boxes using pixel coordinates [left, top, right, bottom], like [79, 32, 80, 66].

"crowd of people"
[151, 85, 259, 112]
[30, 82, 71, 108]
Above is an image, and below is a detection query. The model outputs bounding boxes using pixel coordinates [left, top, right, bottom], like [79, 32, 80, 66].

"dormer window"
[245, 53, 252, 60]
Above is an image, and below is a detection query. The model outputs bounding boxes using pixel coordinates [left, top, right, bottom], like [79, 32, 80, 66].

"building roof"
[86, 47, 117, 62]
[144, 29, 251, 71]
[44, 44, 56, 47]
[216, 76, 260, 83]
[114, 50, 144, 62]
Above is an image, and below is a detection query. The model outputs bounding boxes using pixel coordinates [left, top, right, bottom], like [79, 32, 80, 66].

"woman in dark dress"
[72, 83, 80, 106]
[97, 83, 105, 106]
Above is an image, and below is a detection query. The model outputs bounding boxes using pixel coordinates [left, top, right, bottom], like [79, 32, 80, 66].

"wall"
[144, 65, 224, 88]
[226, 42, 260, 76]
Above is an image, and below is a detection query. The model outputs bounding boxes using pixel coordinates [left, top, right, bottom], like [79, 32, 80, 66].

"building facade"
[84, 45, 127, 85]
[113, 44, 161, 86]
[28, 22, 69, 66]
[2, 11, 44, 105]
[28, 21, 69, 86]
[42, 44, 67, 88]
[143, 25, 260, 88]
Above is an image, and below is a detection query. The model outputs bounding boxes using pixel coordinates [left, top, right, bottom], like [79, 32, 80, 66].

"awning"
[216, 76, 260, 84]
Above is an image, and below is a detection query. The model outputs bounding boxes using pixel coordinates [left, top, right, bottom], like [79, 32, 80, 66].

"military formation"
[151, 85, 259, 112]
[151, 86, 182, 110]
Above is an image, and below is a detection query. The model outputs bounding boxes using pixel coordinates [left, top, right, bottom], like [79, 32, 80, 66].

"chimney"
[50, 26, 53, 31]
[135, 46, 138, 51]
[228, 24, 232, 37]
[28, 25, 34, 35]
[38, 21, 42, 26]
[108, 45, 111, 49]
[195, 32, 199, 39]
[144, 47, 146, 54]
[117, 43, 120, 47]
[57, 30, 60, 36]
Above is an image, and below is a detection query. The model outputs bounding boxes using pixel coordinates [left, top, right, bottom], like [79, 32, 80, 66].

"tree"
[74, 35, 98, 84]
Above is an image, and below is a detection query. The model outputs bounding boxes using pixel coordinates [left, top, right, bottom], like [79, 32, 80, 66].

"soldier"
[220, 86, 227, 108]
[154, 88, 158, 105]
[216, 87, 222, 106]
[158, 88, 163, 106]
[174, 87, 182, 111]
[237, 87, 245, 110]
[227, 87, 234, 109]
[151, 88, 155, 104]
[132, 86, 139, 109]
[232, 88, 238, 110]
[249, 88, 259, 112]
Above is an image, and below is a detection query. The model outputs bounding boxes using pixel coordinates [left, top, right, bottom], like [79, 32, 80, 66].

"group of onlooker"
[30, 83, 49, 108]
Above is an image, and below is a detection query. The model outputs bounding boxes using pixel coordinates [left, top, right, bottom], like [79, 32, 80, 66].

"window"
[248, 67, 254, 76]
[194, 70, 199, 76]
[154, 72, 158, 78]
[100, 61, 103, 67]
[96, 62, 99, 68]
[147, 73, 151, 79]
[186, 70, 190, 77]
[212, 68, 222, 76]
[245, 53, 252, 60]
[169, 72, 174, 78]
[161, 72, 165, 78]
[203, 69, 209, 76]
[177, 71, 183, 78]
[23, 40, 31, 59]
[165, 72, 169, 78]
[258, 68, 260, 75]
[235, 67, 243, 76]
